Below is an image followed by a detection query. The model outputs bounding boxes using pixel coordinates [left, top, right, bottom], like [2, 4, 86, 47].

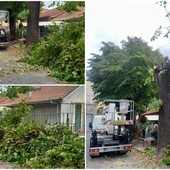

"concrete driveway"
[86, 131, 167, 169]
[0, 45, 68, 84]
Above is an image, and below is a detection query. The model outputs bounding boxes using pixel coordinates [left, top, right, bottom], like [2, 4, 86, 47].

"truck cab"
[0, 28, 9, 48]
[0, 10, 10, 49]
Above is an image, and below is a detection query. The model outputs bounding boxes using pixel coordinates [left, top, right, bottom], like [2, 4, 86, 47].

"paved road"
[86, 131, 167, 169]
[0, 45, 67, 84]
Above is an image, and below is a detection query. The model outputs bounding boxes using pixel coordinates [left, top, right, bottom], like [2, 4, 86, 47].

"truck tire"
[118, 151, 128, 155]
[90, 155, 98, 158]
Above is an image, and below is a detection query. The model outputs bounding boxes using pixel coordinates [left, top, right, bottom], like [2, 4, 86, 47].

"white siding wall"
[30, 103, 61, 124]
[61, 86, 85, 131]
[86, 81, 98, 115]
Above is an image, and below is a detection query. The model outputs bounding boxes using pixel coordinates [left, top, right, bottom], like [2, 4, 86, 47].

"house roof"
[141, 109, 159, 116]
[39, 6, 84, 22]
[0, 86, 78, 106]
[51, 6, 84, 21]
[0, 96, 8, 103]
[39, 8, 64, 21]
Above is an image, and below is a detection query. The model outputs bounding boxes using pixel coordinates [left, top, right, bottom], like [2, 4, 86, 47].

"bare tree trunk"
[9, 16, 16, 40]
[154, 63, 170, 155]
[26, 1, 40, 46]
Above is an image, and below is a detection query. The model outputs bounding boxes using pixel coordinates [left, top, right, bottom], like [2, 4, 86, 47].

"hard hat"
[97, 102, 104, 109]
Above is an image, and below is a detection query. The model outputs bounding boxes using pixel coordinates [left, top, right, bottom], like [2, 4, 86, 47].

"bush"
[161, 144, 170, 167]
[162, 157, 170, 166]
[27, 16, 85, 84]
[24, 136, 84, 168]
[0, 102, 85, 168]
[144, 146, 156, 159]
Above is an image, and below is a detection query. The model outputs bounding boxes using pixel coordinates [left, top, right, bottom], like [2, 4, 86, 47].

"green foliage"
[55, 1, 85, 12]
[27, 16, 84, 84]
[17, 9, 29, 21]
[1, 86, 36, 99]
[0, 102, 31, 131]
[0, 101, 85, 168]
[24, 136, 84, 168]
[164, 144, 170, 155]
[144, 146, 156, 159]
[141, 120, 153, 132]
[162, 157, 170, 166]
[88, 37, 164, 111]
[151, 1, 170, 41]
[148, 98, 163, 110]
[161, 144, 170, 166]
[0, 2, 28, 18]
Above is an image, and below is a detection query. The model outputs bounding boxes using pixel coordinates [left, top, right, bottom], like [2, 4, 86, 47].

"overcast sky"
[86, 0, 170, 67]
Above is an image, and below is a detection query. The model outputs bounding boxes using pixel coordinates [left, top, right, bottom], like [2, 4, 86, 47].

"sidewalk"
[132, 139, 146, 153]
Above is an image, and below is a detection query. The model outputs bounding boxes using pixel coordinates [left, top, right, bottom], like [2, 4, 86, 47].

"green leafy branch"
[151, 1, 170, 41]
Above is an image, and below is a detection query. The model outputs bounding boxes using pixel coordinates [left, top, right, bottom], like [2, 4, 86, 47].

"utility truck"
[0, 10, 10, 48]
[89, 99, 134, 157]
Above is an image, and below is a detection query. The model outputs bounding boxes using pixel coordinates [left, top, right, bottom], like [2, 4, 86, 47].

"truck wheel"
[119, 151, 127, 155]
[90, 155, 99, 158]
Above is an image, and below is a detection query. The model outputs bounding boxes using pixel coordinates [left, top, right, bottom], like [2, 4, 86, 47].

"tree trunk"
[9, 16, 16, 40]
[154, 64, 170, 155]
[26, 1, 40, 46]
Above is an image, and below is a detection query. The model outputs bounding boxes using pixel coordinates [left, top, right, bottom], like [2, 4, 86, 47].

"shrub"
[27, 16, 85, 84]
[161, 144, 170, 167]
[162, 157, 170, 166]
[24, 136, 84, 168]
[144, 146, 156, 159]
[0, 101, 85, 168]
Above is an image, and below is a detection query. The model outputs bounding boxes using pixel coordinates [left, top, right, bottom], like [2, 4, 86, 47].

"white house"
[0, 86, 85, 132]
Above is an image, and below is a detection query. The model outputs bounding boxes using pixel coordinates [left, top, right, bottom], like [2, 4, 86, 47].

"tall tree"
[26, 1, 40, 46]
[87, 37, 164, 113]
[152, 1, 170, 155]
[154, 60, 170, 154]
[122, 37, 164, 67]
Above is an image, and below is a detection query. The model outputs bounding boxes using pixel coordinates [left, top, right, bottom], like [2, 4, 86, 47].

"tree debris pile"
[0, 102, 85, 169]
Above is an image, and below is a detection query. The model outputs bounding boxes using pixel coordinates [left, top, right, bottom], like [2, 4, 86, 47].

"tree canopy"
[1, 86, 36, 99]
[0, 2, 27, 20]
[50, 1, 85, 12]
[87, 37, 164, 112]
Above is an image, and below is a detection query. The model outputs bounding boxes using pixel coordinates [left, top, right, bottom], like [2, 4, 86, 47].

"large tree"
[152, 1, 170, 155]
[154, 61, 170, 155]
[87, 37, 164, 112]
[26, 1, 40, 46]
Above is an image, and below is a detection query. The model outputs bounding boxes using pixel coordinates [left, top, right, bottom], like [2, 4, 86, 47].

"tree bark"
[154, 64, 170, 155]
[9, 16, 16, 40]
[26, 1, 40, 46]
